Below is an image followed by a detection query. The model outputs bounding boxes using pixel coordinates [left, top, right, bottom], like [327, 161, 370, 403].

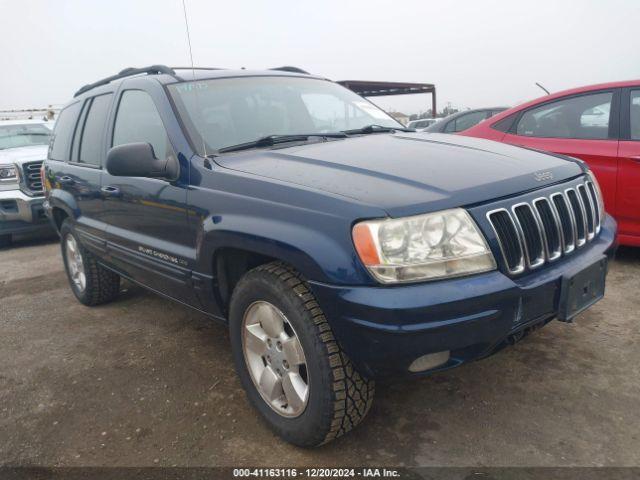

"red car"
[462, 80, 640, 247]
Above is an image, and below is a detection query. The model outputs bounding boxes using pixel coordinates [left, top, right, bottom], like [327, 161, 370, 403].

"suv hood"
[215, 132, 584, 217]
[0, 145, 48, 165]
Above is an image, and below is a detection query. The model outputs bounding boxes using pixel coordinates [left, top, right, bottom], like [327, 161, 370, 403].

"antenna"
[535, 82, 551, 95]
[181, 0, 209, 157]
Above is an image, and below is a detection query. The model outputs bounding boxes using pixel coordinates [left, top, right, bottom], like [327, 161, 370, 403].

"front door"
[502, 90, 619, 216]
[616, 88, 640, 245]
[100, 89, 199, 306]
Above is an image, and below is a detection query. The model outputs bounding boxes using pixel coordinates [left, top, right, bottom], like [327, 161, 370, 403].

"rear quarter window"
[49, 102, 82, 161]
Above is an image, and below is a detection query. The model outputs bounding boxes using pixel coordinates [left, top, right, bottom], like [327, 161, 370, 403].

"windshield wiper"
[15, 132, 51, 136]
[217, 133, 347, 153]
[343, 124, 415, 135]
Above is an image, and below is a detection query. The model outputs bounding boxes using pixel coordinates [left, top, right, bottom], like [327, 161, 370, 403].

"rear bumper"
[0, 189, 51, 236]
[309, 215, 617, 378]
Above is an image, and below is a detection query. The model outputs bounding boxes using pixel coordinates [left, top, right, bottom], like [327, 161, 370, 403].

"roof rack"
[73, 65, 181, 98]
[270, 66, 310, 75]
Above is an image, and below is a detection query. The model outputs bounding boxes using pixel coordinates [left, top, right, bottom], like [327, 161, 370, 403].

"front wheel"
[229, 262, 375, 447]
[60, 220, 120, 306]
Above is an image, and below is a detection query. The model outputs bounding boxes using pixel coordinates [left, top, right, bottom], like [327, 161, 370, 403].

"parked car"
[0, 119, 54, 247]
[424, 107, 508, 133]
[407, 118, 439, 130]
[462, 80, 640, 247]
[44, 65, 616, 447]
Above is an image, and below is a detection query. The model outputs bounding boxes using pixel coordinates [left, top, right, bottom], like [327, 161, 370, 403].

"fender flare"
[47, 189, 79, 227]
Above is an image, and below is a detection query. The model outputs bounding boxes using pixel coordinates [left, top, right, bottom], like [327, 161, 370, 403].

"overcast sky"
[2, 0, 639, 114]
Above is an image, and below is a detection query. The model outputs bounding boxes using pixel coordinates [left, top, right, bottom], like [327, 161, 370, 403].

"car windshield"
[0, 124, 52, 150]
[168, 76, 402, 154]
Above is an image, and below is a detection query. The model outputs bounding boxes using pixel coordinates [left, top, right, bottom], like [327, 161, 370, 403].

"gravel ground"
[1, 233, 639, 467]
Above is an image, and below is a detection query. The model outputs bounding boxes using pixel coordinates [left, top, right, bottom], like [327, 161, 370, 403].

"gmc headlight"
[353, 208, 496, 283]
[0, 165, 17, 181]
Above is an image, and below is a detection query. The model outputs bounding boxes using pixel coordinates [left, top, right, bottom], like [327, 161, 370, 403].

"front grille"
[513, 203, 544, 267]
[533, 198, 561, 260]
[566, 189, 586, 245]
[21, 161, 44, 195]
[489, 210, 524, 273]
[577, 184, 595, 238]
[487, 178, 602, 275]
[551, 193, 575, 252]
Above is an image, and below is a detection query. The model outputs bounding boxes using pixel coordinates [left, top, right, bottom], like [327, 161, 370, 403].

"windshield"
[0, 124, 52, 150]
[168, 76, 402, 154]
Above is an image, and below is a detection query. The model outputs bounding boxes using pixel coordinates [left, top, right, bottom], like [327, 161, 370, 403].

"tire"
[60, 220, 120, 306]
[0, 234, 11, 249]
[229, 261, 375, 447]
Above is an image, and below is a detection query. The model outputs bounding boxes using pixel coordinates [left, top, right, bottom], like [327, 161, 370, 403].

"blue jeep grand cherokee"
[43, 65, 616, 446]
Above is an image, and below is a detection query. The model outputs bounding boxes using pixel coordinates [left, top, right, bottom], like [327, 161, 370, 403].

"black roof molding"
[74, 65, 181, 98]
[270, 66, 310, 75]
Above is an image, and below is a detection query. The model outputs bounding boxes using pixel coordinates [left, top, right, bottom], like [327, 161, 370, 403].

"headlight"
[0, 165, 17, 180]
[586, 171, 605, 223]
[352, 208, 496, 283]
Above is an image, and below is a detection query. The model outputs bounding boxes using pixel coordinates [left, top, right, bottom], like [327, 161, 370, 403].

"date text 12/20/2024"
[233, 468, 401, 478]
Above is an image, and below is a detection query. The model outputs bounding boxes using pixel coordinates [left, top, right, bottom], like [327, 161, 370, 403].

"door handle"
[58, 176, 74, 185]
[629, 155, 640, 162]
[101, 185, 121, 197]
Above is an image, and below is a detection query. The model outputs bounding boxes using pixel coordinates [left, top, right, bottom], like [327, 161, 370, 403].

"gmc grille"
[21, 161, 44, 195]
[487, 179, 602, 275]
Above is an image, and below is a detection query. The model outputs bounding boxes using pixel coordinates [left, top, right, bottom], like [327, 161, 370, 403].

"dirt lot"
[1, 233, 639, 468]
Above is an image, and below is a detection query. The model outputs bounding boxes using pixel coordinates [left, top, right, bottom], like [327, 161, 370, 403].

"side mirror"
[105, 142, 179, 180]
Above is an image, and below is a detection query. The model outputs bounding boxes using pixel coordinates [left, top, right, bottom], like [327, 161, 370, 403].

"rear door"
[502, 90, 620, 215]
[616, 88, 640, 245]
[100, 87, 199, 305]
[49, 94, 112, 241]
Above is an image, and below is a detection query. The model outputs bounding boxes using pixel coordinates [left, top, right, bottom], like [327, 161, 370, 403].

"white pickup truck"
[0, 119, 54, 247]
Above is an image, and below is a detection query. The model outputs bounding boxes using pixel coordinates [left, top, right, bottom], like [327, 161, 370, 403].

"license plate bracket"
[558, 256, 607, 322]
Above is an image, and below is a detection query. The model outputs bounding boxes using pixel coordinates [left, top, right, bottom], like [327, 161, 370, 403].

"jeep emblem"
[534, 171, 554, 182]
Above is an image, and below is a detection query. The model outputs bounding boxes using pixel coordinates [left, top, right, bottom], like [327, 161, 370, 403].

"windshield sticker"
[175, 82, 209, 93]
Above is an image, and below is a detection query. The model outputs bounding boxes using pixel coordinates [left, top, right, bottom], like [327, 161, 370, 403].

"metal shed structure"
[337, 80, 437, 118]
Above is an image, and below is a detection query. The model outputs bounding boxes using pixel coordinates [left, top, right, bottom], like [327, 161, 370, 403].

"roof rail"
[73, 65, 181, 98]
[171, 67, 223, 71]
[270, 66, 310, 75]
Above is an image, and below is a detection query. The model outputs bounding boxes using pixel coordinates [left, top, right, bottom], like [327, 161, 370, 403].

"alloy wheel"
[65, 234, 86, 292]
[242, 301, 309, 417]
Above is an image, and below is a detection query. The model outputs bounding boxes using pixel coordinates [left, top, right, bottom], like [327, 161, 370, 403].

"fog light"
[408, 351, 450, 372]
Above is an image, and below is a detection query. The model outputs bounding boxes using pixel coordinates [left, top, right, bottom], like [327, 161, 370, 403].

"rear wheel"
[60, 220, 120, 306]
[0, 234, 12, 249]
[229, 261, 375, 447]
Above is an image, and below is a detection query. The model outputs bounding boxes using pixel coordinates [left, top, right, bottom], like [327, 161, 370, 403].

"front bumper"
[309, 215, 617, 378]
[0, 188, 52, 236]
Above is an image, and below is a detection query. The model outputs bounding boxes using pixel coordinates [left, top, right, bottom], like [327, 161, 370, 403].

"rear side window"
[112, 90, 171, 160]
[443, 119, 456, 133]
[454, 111, 488, 132]
[76, 94, 113, 166]
[445, 111, 488, 133]
[516, 92, 613, 140]
[49, 102, 82, 161]
[630, 90, 640, 140]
